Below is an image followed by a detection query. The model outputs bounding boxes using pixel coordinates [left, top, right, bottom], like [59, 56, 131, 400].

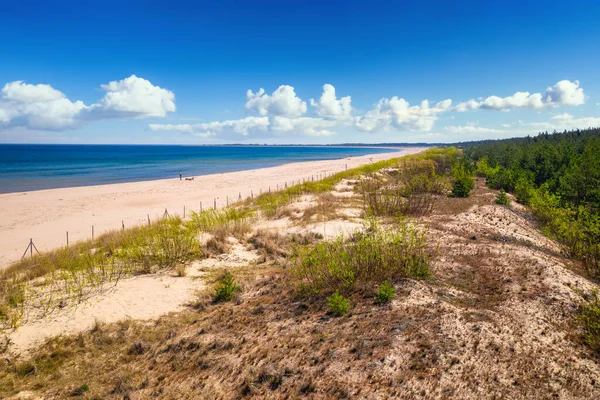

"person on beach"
[179, 173, 182, 181]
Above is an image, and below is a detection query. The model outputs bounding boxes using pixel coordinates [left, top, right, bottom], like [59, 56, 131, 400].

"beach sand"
[0, 147, 426, 268]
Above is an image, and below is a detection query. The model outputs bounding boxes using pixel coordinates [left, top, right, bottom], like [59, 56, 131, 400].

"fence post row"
[27, 168, 353, 256]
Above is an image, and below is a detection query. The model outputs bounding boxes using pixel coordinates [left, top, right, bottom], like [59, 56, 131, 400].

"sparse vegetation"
[495, 189, 511, 206]
[292, 219, 430, 296]
[213, 272, 240, 303]
[0, 217, 201, 333]
[361, 148, 459, 217]
[375, 281, 396, 304]
[578, 290, 600, 353]
[327, 291, 350, 316]
[188, 207, 254, 237]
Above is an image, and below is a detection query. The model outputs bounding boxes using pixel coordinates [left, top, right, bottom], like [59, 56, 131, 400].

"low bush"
[213, 272, 240, 303]
[327, 291, 350, 316]
[375, 281, 396, 304]
[578, 291, 600, 353]
[451, 176, 474, 198]
[495, 189, 511, 206]
[291, 220, 430, 295]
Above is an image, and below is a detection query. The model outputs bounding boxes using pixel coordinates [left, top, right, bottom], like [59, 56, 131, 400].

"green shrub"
[514, 177, 535, 205]
[376, 281, 396, 304]
[495, 189, 511, 206]
[451, 176, 474, 198]
[71, 383, 90, 396]
[213, 272, 240, 303]
[292, 220, 430, 295]
[327, 291, 350, 316]
[578, 291, 600, 353]
[362, 158, 450, 217]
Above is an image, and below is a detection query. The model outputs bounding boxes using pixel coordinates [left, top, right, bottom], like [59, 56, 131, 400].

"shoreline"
[0, 147, 427, 268]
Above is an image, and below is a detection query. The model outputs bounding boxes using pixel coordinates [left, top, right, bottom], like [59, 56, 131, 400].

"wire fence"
[12, 169, 347, 261]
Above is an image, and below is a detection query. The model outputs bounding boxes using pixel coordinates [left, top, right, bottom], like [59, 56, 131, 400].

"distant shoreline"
[0, 144, 408, 194]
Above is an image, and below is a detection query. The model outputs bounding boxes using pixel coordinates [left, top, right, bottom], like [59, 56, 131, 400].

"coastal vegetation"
[0, 150, 449, 335]
[3, 143, 600, 398]
[465, 127, 600, 278]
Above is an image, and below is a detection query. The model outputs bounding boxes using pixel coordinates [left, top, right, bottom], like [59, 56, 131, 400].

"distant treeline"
[464, 127, 600, 277]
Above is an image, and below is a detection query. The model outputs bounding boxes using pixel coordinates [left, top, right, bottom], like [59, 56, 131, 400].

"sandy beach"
[0, 147, 425, 268]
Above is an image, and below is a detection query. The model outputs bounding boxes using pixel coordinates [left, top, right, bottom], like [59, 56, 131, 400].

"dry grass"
[3, 150, 600, 399]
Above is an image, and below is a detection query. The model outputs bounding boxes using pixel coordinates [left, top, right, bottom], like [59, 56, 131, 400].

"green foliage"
[327, 291, 350, 316]
[514, 176, 535, 205]
[213, 272, 240, 303]
[578, 291, 600, 353]
[465, 128, 600, 278]
[451, 177, 474, 198]
[188, 207, 254, 237]
[71, 383, 90, 396]
[292, 219, 430, 295]
[495, 189, 511, 206]
[375, 281, 396, 304]
[362, 151, 454, 217]
[451, 159, 475, 197]
[252, 157, 403, 218]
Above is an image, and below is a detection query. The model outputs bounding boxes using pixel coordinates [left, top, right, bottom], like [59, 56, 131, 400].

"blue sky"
[1, 0, 599, 144]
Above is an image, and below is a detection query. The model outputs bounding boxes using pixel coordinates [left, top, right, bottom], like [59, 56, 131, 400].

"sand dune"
[0, 148, 425, 268]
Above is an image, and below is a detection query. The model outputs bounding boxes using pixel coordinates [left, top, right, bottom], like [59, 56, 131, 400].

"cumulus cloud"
[0, 75, 175, 131]
[355, 97, 452, 132]
[455, 80, 584, 112]
[245, 85, 307, 118]
[90, 75, 175, 118]
[0, 81, 86, 130]
[310, 84, 352, 120]
[151, 84, 338, 139]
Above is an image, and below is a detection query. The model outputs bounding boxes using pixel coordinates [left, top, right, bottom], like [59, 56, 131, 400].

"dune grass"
[291, 219, 431, 297]
[0, 217, 201, 333]
[0, 150, 424, 335]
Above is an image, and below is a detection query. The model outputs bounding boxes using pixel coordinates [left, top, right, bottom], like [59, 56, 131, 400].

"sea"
[0, 144, 399, 194]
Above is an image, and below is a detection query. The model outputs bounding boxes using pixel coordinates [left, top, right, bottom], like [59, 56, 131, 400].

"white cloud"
[149, 116, 335, 139]
[90, 75, 175, 118]
[151, 84, 337, 139]
[520, 113, 600, 131]
[269, 116, 336, 136]
[443, 125, 501, 135]
[455, 80, 585, 112]
[149, 117, 269, 139]
[310, 84, 352, 120]
[0, 75, 175, 131]
[245, 85, 307, 118]
[0, 81, 86, 130]
[355, 97, 452, 132]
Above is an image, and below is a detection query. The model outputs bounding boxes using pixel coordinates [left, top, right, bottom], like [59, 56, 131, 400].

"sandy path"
[0, 148, 426, 268]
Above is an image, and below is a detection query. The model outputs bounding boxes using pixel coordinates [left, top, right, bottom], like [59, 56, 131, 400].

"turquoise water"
[0, 144, 398, 193]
